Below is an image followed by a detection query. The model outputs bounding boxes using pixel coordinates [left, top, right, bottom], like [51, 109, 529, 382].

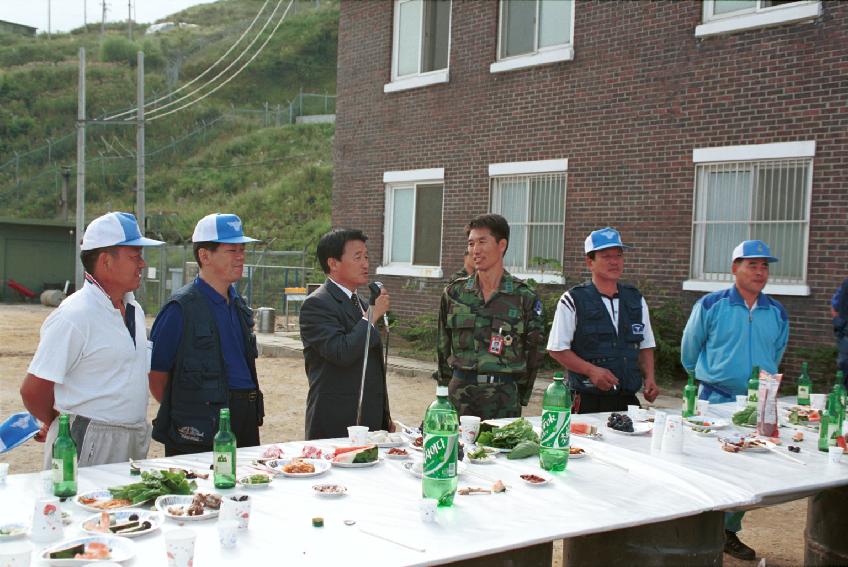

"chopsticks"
[359, 527, 426, 553]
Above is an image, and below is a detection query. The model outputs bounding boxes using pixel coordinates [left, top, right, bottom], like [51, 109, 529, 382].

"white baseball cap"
[584, 227, 631, 254]
[81, 212, 164, 251]
[192, 213, 259, 244]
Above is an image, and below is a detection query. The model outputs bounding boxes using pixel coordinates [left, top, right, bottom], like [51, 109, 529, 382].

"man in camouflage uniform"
[437, 214, 546, 419]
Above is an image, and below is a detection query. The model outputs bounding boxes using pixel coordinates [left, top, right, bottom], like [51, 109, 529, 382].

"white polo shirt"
[28, 281, 150, 425]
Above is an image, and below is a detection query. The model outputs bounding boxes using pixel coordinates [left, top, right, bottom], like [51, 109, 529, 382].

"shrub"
[100, 36, 140, 66]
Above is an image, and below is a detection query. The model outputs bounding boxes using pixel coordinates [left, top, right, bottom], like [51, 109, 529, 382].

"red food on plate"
[387, 448, 408, 456]
[520, 474, 546, 484]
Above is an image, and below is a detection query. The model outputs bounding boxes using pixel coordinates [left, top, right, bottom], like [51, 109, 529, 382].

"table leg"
[563, 511, 724, 566]
[805, 485, 848, 566]
[442, 542, 552, 567]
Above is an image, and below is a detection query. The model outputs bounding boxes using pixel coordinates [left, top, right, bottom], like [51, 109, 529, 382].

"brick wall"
[334, 0, 848, 379]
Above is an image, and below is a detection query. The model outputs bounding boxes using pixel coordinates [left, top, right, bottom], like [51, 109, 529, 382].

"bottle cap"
[553, 372, 564, 381]
[436, 385, 449, 397]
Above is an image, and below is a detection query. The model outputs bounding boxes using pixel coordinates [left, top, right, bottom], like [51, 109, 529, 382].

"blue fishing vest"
[568, 282, 644, 395]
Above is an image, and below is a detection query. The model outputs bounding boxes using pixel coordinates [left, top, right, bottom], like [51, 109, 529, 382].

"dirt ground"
[0, 304, 805, 566]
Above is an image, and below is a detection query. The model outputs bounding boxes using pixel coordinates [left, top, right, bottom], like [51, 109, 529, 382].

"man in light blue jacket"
[681, 239, 789, 561]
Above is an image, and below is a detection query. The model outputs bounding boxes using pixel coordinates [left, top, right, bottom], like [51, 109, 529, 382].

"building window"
[379, 168, 445, 278]
[687, 141, 815, 295]
[490, 166, 567, 283]
[385, 0, 451, 93]
[696, 0, 820, 37]
[491, 0, 574, 74]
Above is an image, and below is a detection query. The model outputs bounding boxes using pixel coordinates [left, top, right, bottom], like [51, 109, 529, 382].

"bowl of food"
[312, 484, 347, 497]
[238, 473, 273, 489]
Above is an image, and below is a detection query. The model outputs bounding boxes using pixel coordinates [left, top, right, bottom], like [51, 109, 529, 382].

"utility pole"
[47, 0, 51, 39]
[60, 166, 70, 221]
[136, 50, 145, 236]
[101, 0, 106, 36]
[128, 0, 132, 40]
[75, 48, 87, 290]
[83, 0, 87, 27]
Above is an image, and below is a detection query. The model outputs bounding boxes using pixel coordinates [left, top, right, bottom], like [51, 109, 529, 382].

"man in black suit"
[299, 228, 393, 440]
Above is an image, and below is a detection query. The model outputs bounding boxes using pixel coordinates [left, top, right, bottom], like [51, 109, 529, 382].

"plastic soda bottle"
[682, 370, 697, 418]
[422, 385, 458, 507]
[747, 366, 760, 407]
[213, 408, 237, 489]
[52, 414, 77, 497]
[797, 361, 811, 406]
[540, 372, 571, 472]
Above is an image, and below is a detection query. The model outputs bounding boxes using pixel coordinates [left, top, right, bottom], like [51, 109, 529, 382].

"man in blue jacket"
[831, 278, 848, 384]
[681, 239, 789, 560]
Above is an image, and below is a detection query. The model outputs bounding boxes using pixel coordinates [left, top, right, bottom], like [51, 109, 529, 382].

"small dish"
[0, 522, 28, 540]
[267, 458, 331, 478]
[312, 484, 348, 497]
[519, 472, 552, 486]
[237, 473, 273, 489]
[568, 447, 587, 459]
[605, 422, 653, 436]
[154, 495, 220, 521]
[81, 510, 162, 538]
[385, 448, 410, 460]
[467, 454, 497, 464]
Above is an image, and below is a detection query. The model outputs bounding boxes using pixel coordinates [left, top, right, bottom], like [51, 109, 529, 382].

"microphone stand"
[355, 286, 380, 427]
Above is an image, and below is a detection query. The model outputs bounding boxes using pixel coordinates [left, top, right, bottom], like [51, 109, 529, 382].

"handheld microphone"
[369, 281, 390, 327]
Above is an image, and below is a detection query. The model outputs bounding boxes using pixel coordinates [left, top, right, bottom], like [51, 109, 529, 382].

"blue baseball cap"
[192, 213, 259, 244]
[732, 240, 779, 263]
[81, 212, 164, 251]
[584, 227, 631, 254]
[0, 412, 40, 454]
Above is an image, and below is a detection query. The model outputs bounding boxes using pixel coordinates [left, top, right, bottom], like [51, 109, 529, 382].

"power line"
[147, 0, 293, 122]
[105, 0, 271, 121]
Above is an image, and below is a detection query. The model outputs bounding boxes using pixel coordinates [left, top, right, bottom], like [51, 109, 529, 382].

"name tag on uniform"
[488, 334, 504, 355]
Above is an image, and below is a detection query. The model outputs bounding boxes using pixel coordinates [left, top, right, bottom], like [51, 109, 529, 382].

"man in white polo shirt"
[20, 212, 163, 468]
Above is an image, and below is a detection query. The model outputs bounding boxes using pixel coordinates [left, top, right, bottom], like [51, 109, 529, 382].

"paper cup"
[39, 470, 53, 496]
[347, 425, 368, 445]
[459, 415, 481, 445]
[217, 520, 239, 549]
[735, 395, 748, 410]
[810, 394, 827, 411]
[221, 495, 251, 529]
[0, 462, 8, 484]
[29, 496, 63, 543]
[660, 415, 684, 455]
[0, 541, 32, 567]
[165, 528, 196, 567]
[650, 411, 667, 454]
[828, 446, 844, 465]
[419, 499, 437, 523]
[696, 399, 710, 416]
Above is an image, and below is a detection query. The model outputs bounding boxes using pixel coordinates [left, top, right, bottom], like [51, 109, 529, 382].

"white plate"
[154, 495, 220, 521]
[367, 431, 407, 447]
[332, 457, 383, 469]
[477, 444, 512, 453]
[568, 448, 588, 460]
[81, 510, 162, 538]
[40, 535, 135, 565]
[267, 458, 330, 478]
[684, 416, 730, 429]
[237, 474, 273, 489]
[312, 484, 348, 497]
[466, 454, 497, 464]
[0, 523, 28, 539]
[605, 422, 653, 436]
[74, 490, 147, 513]
[384, 449, 411, 460]
[519, 472, 552, 486]
[402, 460, 467, 478]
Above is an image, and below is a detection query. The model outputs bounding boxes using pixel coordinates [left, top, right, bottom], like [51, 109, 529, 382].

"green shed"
[0, 218, 76, 302]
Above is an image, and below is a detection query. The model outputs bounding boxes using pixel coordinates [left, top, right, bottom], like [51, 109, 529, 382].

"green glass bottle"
[819, 392, 841, 452]
[52, 414, 77, 497]
[213, 408, 237, 489]
[682, 371, 697, 418]
[818, 406, 831, 452]
[835, 371, 847, 417]
[422, 385, 458, 507]
[540, 372, 571, 472]
[797, 362, 811, 406]
[747, 366, 760, 407]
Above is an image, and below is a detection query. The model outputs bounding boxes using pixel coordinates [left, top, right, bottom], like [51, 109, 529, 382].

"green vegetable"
[467, 447, 490, 459]
[353, 445, 378, 463]
[732, 406, 757, 426]
[476, 431, 494, 447]
[49, 544, 85, 559]
[246, 474, 270, 484]
[109, 470, 197, 504]
[507, 440, 540, 459]
[480, 418, 540, 449]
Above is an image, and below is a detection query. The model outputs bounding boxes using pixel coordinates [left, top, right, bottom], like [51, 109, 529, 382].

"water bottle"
[422, 385, 458, 507]
[540, 372, 571, 471]
[52, 414, 77, 497]
[213, 408, 237, 489]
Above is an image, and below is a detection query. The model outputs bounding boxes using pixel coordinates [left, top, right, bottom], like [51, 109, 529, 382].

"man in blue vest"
[547, 227, 659, 413]
[831, 277, 848, 384]
[149, 213, 263, 456]
[681, 239, 789, 561]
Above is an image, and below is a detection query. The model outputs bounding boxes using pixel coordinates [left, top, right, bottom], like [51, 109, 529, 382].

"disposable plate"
[81, 510, 162, 538]
[154, 495, 220, 521]
[74, 490, 146, 513]
[40, 535, 135, 566]
[267, 458, 330, 478]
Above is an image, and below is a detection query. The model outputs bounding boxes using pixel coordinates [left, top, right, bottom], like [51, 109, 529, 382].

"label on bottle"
[423, 433, 457, 479]
[798, 386, 810, 400]
[541, 410, 570, 449]
[51, 457, 75, 483]
[213, 451, 234, 475]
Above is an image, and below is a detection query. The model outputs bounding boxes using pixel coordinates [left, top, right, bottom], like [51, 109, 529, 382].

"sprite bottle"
[52, 414, 77, 497]
[422, 385, 458, 507]
[797, 361, 811, 406]
[213, 408, 236, 489]
[682, 370, 697, 418]
[540, 372, 571, 472]
[747, 366, 760, 407]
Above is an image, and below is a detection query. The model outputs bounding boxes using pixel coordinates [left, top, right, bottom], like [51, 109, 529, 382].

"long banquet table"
[1, 405, 846, 566]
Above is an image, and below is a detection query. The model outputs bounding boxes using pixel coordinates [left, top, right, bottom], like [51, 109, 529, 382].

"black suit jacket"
[299, 279, 391, 440]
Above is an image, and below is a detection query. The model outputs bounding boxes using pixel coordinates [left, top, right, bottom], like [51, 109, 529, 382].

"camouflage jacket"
[437, 271, 546, 406]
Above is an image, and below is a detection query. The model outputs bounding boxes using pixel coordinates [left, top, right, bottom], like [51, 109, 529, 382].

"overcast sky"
[0, 0, 220, 34]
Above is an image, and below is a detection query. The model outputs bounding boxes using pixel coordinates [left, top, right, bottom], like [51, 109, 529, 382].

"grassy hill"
[0, 0, 337, 251]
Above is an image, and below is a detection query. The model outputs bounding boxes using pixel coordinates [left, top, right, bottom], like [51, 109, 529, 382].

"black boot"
[724, 530, 756, 560]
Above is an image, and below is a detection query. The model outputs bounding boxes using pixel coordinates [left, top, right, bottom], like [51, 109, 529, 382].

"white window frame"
[488, 159, 568, 284]
[378, 168, 445, 278]
[684, 141, 815, 296]
[490, 0, 575, 74]
[696, 0, 821, 38]
[385, 0, 452, 93]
